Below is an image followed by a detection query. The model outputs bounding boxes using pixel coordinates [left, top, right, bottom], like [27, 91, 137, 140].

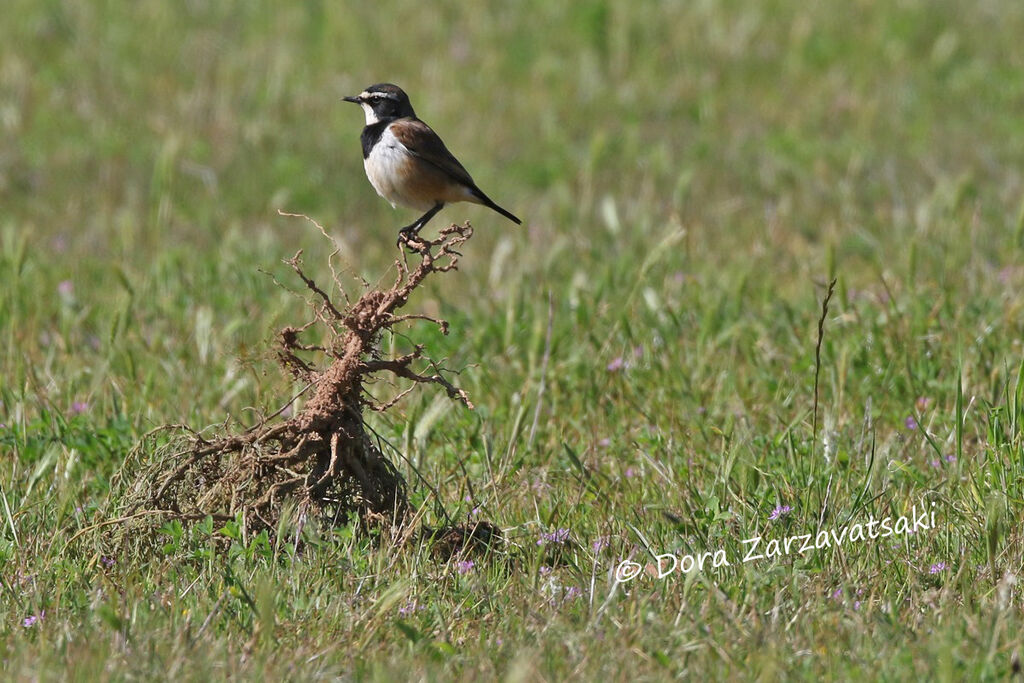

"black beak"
[341, 95, 361, 104]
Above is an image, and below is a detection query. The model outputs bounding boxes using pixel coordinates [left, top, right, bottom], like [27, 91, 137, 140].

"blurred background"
[3, 0, 1024, 466]
[4, 1, 1024, 677]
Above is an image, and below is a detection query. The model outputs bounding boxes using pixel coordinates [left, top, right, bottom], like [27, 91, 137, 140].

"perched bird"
[342, 83, 521, 242]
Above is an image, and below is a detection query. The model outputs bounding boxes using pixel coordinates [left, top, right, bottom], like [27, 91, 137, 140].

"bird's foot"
[396, 225, 427, 252]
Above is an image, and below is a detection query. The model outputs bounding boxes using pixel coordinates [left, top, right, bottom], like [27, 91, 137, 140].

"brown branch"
[390, 313, 451, 334]
[364, 358, 474, 409]
[366, 385, 417, 412]
[286, 250, 345, 321]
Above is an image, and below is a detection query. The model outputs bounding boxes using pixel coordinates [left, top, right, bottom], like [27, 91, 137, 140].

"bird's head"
[342, 83, 415, 124]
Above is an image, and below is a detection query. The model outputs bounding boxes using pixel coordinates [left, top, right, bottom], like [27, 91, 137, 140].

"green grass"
[3, 0, 1024, 679]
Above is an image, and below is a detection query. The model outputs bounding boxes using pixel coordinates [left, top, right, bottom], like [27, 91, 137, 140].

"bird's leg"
[397, 203, 444, 248]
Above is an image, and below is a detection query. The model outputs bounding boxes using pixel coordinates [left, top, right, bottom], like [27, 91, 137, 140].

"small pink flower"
[57, 280, 73, 296]
[397, 600, 424, 616]
[606, 357, 625, 372]
[929, 562, 947, 574]
[70, 401, 89, 415]
[904, 416, 918, 430]
[23, 611, 45, 628]
[456, 560, 475, 575]
[537, 529, 570, 545]
[531, 480, 552, 494]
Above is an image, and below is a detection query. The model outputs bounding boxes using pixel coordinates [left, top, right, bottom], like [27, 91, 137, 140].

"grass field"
[3, 0, 1024, 679]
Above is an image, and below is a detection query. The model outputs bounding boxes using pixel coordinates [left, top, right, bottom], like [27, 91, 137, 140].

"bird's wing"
[389, 118, 478, 189]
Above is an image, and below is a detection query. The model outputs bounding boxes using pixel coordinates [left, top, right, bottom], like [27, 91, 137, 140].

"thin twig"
[286, 251, 345, 321]
[812, 277, 838, 457]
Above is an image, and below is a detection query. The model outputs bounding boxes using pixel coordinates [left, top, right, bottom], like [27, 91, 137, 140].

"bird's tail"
[471, 188, 522, 225]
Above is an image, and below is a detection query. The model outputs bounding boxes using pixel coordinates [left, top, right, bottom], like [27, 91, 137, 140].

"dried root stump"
[112, 221, 488, 550]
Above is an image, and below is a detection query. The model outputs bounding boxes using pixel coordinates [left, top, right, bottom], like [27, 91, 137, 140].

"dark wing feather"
[389, 118, 478, 189]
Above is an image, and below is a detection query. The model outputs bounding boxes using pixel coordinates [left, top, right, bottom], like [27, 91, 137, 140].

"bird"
[342, 83, 521, 243]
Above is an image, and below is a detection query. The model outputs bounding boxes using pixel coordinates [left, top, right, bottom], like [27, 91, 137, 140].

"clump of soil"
[111, 220, 497, 554]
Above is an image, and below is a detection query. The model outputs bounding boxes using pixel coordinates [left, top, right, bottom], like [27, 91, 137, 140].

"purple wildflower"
[606, 357, 624, 372]
[101, 556, 115, 569]
[624, 467, 636, 478]
[831, 588, 842, 599]
[537, 528, 570, 546]
[768, 505, 792, 521]
[929, 459, 941, 468]
[70, 401, 89, 415]
[904, 416, 918, 430]
[531, 480, 552, 494]
[539, 566, 552, 577]
[945, 454, 956, 463]
[57, 280, 73, 296]
[598, 437, 610, 447]
[397, 600, 424, 616]
[564, 586, 582, 600]
[23, 611, 44, 628]
[456, 559, 475, 575]
[929, 562, 947, 574]
[592, 536, 609, 553]
[853, 601, 861, 611]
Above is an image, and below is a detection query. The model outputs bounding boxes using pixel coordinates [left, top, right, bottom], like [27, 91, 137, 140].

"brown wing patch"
[389, 118, 477, 190]
[396, 155, 477, 205]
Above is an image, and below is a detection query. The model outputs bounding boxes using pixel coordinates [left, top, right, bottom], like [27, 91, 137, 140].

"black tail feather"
[471, 187, 522, 225]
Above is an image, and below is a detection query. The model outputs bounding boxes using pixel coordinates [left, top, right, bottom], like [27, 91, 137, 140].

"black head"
[342, 83, 416, 123]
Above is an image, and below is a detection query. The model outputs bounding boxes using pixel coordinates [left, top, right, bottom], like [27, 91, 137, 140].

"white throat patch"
[359, 102, 380, 125]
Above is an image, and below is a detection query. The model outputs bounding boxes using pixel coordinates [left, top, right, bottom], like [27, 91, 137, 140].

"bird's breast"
[363, 126, 444, 211]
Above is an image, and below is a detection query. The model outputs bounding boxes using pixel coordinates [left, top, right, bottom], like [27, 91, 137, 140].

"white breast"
[363, 126, 436, 212]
